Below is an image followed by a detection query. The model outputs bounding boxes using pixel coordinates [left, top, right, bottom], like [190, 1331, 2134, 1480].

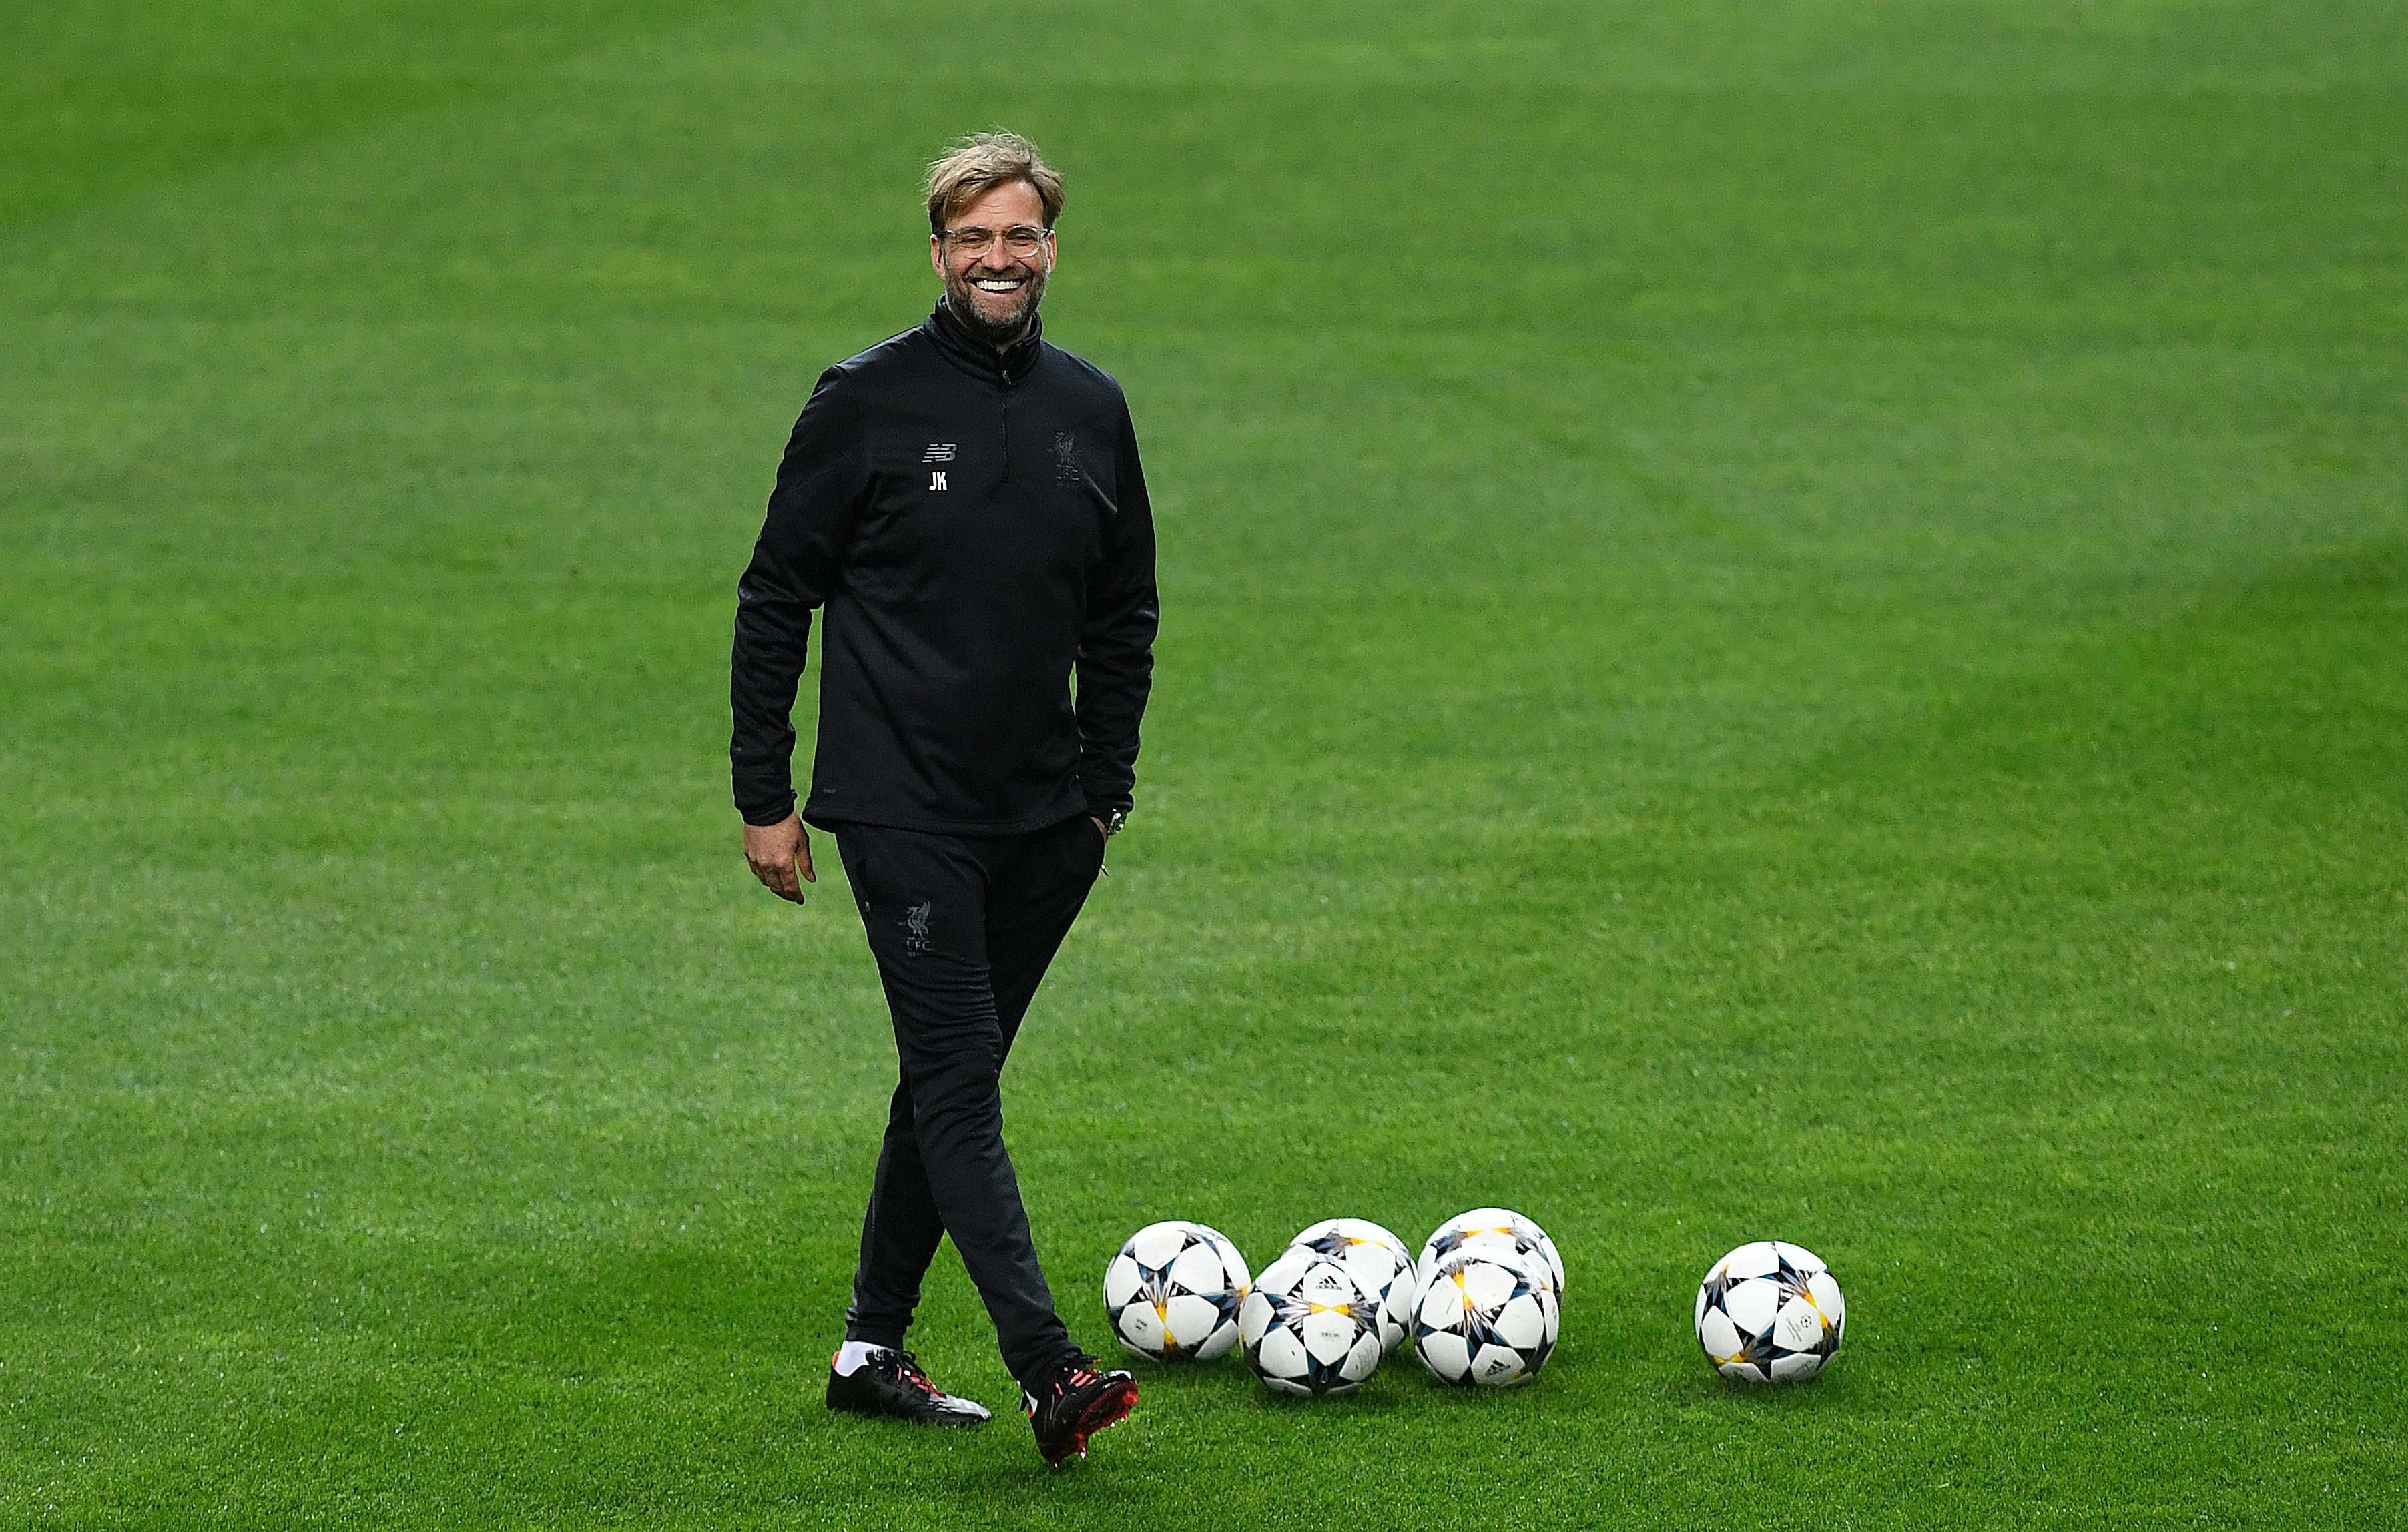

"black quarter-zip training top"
[729, 303, 1159, 835]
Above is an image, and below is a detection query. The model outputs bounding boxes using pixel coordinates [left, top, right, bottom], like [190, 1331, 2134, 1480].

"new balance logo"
[930, 472, 948, 491]
[922, 442, 956, 463]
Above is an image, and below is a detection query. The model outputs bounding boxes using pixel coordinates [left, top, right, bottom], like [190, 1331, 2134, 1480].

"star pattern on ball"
[1693, 1242, 1845, 1384]
[1106, 1222, 1249, 1364]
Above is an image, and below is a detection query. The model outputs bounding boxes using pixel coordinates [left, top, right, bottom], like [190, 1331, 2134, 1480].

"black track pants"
[831, 814, 1105, 1384]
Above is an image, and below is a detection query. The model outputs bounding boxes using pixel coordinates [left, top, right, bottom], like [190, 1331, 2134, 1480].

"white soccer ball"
[1287, 1217, 1417, 1353]
[1103, 1220, 1250, 1364]
[1413, 1248, 1559, 1387]
[1240, 1247, 1384, 1397]
[1418, 1207, 1566, 1295]
[1694, 1240, 1845, 1383]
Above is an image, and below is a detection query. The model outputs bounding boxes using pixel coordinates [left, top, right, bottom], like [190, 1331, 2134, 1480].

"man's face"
[930, 179, 1055, 346]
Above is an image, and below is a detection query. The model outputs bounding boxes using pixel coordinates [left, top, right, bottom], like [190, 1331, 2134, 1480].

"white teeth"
[975, 279, 1022, 291]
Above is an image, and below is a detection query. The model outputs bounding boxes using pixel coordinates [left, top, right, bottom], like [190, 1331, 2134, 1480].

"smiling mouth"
[974, 277, 1026, 292]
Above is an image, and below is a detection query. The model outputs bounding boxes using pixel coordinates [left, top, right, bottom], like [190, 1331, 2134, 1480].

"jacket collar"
[926, 299, 1045, 385]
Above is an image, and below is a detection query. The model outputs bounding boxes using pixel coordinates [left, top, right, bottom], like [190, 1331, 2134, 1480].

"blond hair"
[924, 131, 1065, 235]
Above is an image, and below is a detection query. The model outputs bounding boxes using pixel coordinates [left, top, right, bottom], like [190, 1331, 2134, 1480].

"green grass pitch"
[4, 1, 2404, 1525]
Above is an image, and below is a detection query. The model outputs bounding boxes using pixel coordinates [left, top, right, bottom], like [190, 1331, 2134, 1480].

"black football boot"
[1021, 1353, 1138, 1467]
[824, 1348, 992, 1426]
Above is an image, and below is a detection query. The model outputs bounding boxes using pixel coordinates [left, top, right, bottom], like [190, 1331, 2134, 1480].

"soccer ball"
[1287, 1217, 1417, 1353]
[1412, 1248, 1559, 1387]
[1418, 1207, 1566, 1295]
[1240, 1247, 1385, 1397]
[1694, 1240, 1845, 1383]
[1103, 1220, 1251, 1363]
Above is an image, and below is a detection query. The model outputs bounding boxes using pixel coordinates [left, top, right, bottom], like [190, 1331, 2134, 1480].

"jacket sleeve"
[729, 370, 868, 825]
[1073, 395, 1160, 820]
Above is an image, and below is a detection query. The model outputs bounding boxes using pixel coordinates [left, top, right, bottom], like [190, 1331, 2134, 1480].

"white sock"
[833, 1340, 888, 1376]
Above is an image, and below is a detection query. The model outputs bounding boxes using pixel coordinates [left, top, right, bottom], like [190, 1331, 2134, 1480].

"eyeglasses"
[940, 224, 1052, 258]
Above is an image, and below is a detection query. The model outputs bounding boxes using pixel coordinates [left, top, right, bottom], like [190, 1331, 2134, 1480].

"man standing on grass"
[728, 131, 1156, 1468]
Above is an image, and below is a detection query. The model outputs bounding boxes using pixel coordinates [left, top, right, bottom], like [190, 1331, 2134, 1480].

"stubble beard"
[943, 263, 1048, 346]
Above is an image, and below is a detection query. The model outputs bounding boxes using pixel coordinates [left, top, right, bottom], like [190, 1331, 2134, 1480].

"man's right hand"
[743, 813, 816, 903]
